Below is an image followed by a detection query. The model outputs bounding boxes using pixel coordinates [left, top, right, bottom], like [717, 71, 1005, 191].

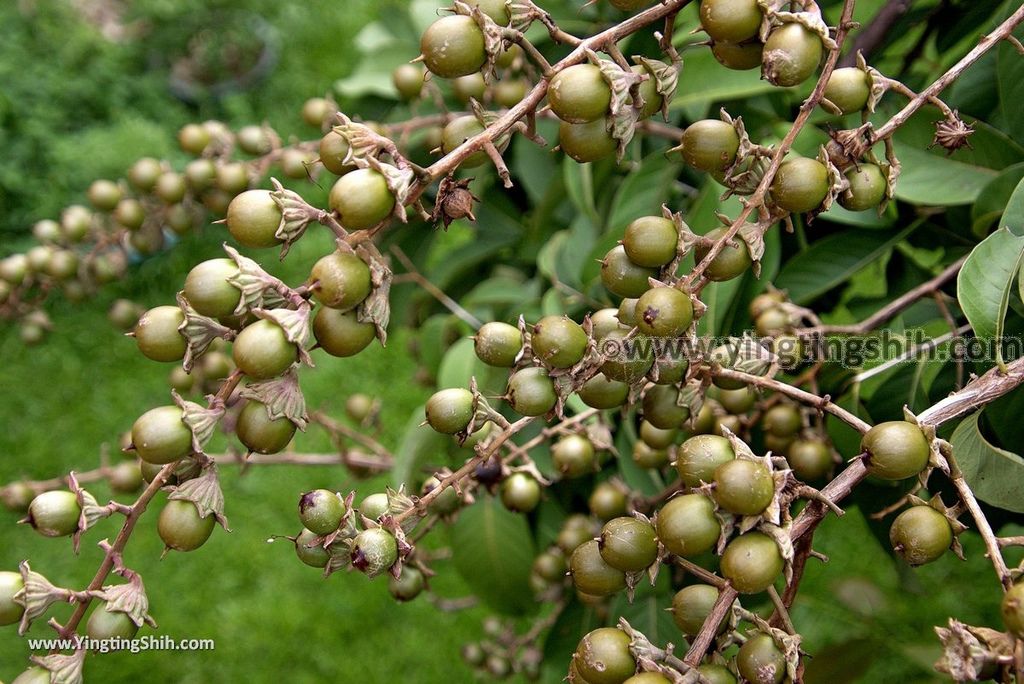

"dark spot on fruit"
[642, 306, 659, 326]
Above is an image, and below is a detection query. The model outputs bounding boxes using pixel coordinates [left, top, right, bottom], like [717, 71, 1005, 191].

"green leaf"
[615, 420, 660, 496]
[670, 49, 777, 116]
[956, 226, 1024, 339]
[449, 496, 535, 614]
[891, 145, 997, 206]
[563, 158, 600, 225]
[542, 598, 600, 681]
[999, 174, 1024, 236]
[391, 407, 449, 490]
[998, 37, 1024, 145]
[417, 314, 457, 379]
[950, 412, 1024, 513]
[889, 106, 1024, 172]
[971, 163, 1024, 237]
[606, 152, 678, 233]
[437, 336, 488, 390]
[775, 223, 921, 304]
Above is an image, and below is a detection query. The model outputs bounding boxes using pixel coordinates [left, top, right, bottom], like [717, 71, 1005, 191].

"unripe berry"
[642, 385, 690, 430]
[422, 476, 462, 515]
[553, 435, 596, 478]
[128, 157, 162, 192]
[655, 494, 721, 557]
[861, 421, 930, 480]
[237, 401, 296, 454]
[600, 329, 655, 382]
[237, 125, 272, 155]
[178, 123, 211, 155]
[589, 482, 628, 521]
[388, 566, 425, 601]
[108, 461, 144, 494]
[633, 441, 669, 469]
[132, 406, 192, 465]
[577, 373, 629, 409]
[558, 515, 599, 554]
[785, 438, 832, 481]
[694, 227, 752, 281]
[294, 528, 329, 568]
[155, 172, 187, 204]
[678, 120, 739, 173]
[721, 532, 783, 593]
[393, 63, 425, 100]
[474, 321, 523, 367]
[184, 259, 242, 319]
[770, 157, 829, 213]
[158, 499, 215, 552]
[839, 163, 887, 212]
[1002, 583, 1024, 637]
[762, 22, 823, 87]
[114, 198, 145, 230]
[548, 64, 612, 123]
[700, 0, 762, 43]
[570, 539, 625, 596]
[623, 216, 679, 267]
[671, 583, 724, 635]
[360, 493, 390, 521]
[507, 367, 557, 416]
[420, 16, 486, 79]
[216, 162, 250, 195]
[298, 489, 345, 535]
[639, 420, 676, 450]
[226, 190, 283, 249]
[309, 251, 372, 311]
[88, 180, 122, 212]
[87, 602, 139, 640]
[532, 315, 588, 368]
[713, 459, 775, 515]
[560, 118, 617, 163]
[302, 97, 334, 128]
[676, 435, 735, 486]
[889, 505, 952, 566]
[329, 169, 396, 230]
[697, 664, 737, 684]
[712, 39, 764, 71]
[635, 287, 693, 337]
[501, 473, 542, 513]
[0, 570, 25, 626]
[823, 67, 870, 114]
[350, 527, 399, 578]
[452, 72, 486, 104]
[425, 388, 475, 434]
[233, 319, 297, 380]
[737, 633, 786, 684]
[598, 517, 658, 572]
[313, 306, 376, 357]
[574, 627, 635, 684]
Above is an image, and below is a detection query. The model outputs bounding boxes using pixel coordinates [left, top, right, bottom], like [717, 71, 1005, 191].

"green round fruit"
[533, 550, 567, 583]
[158, 500, 215, 552]
[422, 476, 463, 515]
[694, 227, 752, 281]
[114, 198, 145, 231]
[700, 0, 762, 43]
[0, 570, 25, 626]
[494, 78, 529, 108]
[839, 163, 887, 212]
[45, 249, 78, 281]
[132, 406, 192, 465]
[88, 179, 122, 212]
[470, 0, 512, 23]
[233, 320, 297, 380]
[302, 97, 333, 128]
[649, 354, 689, 385]
[237, 401, 296, 454]
[178, 123, 211, 155]
[600, 329, 655, 383]
[716, 386, 756, 414]
[548, 64, 612, 124]
[599, 517, 658, 572]
[425, 388, 475, 434]
[558, 515, 599, 554]
[393, 63, 425, 100]
[750, 291, 786, 319]
[623, 216, 678, 267]
[671, 583, 724, 635]
[298, 489, 344, 536]
[280, 148, 315, 179]
[215, 162, 251, 195]
[501, 472, 542, 513]
[294, 528, 329, 568]
[601, 245, 659, 298]
[1001, 583, 1024, 637]
[635, 286, 693, 337]
[771, 157, 829, 213]
[329, 169, 396, 230]
[0, 253, 29, 285]
[861, 421, 930, 480]
[571, 538, 627, 596]
[633, 440, 670, 469]
[389, 566, 426, 601]
[676, 435, 735, 486]
[655, 494, 721, 557]
[640, 421, 677, 450]
[553, 434, 596, 478]
[350, 527, 399, 577]
[155, 172, 187, 204]
[474, 321, 523, 367]
[560, 118, 617, 163]
[33, 219, 61, 243]
[421, 15, 487, 79]
[452, 72, 486, 104]
[532, 315, 588, 368]
[785, 439, 832, 481]
[763, 404, 802, 437]
[309, 251, 372, 311]
[87, 602, 139, 640]
[441, 115, 489, 168]
[623, 673, 671, 684]
[617, 299, 639, 327]
[312, 306, 376, 357]
[763, 22, 823, 87]
[697, 664, 737, 684]
[237, 125, 271, 155]
[507, 366, 557, 416]
[319, 130, 356, 176]
[712, 39, 764, 70]
[577, 373, 629, 409]
[133, 307, 187, 366]
[755, 307, 790, 338]
[737, 633, 786, 684]
[679, 120, 739, 173]
[359, 493, 390, 521]
[589, 482, 628, 521]
[128, 157, 162, 192]
[889, 505, 952, 566]
[26, 490, 81, 537]
[632, 64, 663, 119]
[575, 627, 636, 684]
[184, 259, 242, 319]
[823, 67, 870, 114]
[226, 190, 283, 249]
[721, 532, 783, 593]
[713, 459, 775, 515]
[642, 385, 690, 430]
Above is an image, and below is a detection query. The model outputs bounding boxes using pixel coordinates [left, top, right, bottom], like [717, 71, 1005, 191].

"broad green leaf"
[687, 179, 744, 234]
[537, 230, 569, 282]
[463, 276, 540, 308]
[610, 572, 678, 649]
[417, 314, 457, 378]
[891, 145, 997, 206]
[819, 201, 896, 230]
[999, 174, 1024, 236]
[956, 226, 1024, 339]
[557, 215, 600, 288]
[391, 406, 449, 490]
[998, 37, 1024, 145]
[563, 158, 600, 225]
[450, 496, 535, 614]
[888, 106, 1024, 172]
[951, 412, 1024, 513]
[607, 152, 678, 233]
[615, 420, 660, 496]
[971, 163, 1024, 237]
[542, 599, 600, 680]
[437, 336, 488, 390]
[670, 49, 777, 115]
[775, 223, 921, 304]
[513, 124, 560, 205]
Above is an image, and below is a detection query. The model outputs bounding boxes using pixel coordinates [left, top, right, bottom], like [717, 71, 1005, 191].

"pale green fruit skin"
[12, 666, 53, 684]
[675, 434, 735, 486]
[575, 627, 636, 684]
[158, 500, 216, 552]
[889, 505, 953, 566]
[420, 15, 487, 79]
[312, 306, 377, 357]
[823, 67, 870, 114]
[329, 169, 396, 230]
[720, 532, 784, 594]
[700, 0, 762, 43]
[226, 190, 283, 249]
[232, 320, 298, 380]
[762, 22, 823, 87]
[655, 494, 721, 557]
[132, 406, 193, 465]
[0, 570, 25, 626]
[309, 251, 372, 311]
[236, 401, 297, 455]
[548, 64, 612, 123]
[839, 163, 887, 212]
[770, 157, 829, 213]
[861, 421, 930, 480]
[671, 583, 722, 635]
[87, 602, 140, 640]
[1002, 582, 1024, 637]
[184, 259, 241, 319]
[570, 540, 626, 597]
[560, 118, 618, 163]
[737, 633, 786, 684]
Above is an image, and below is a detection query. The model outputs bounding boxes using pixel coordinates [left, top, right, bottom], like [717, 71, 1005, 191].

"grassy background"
[1, 2, 1022, 682]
